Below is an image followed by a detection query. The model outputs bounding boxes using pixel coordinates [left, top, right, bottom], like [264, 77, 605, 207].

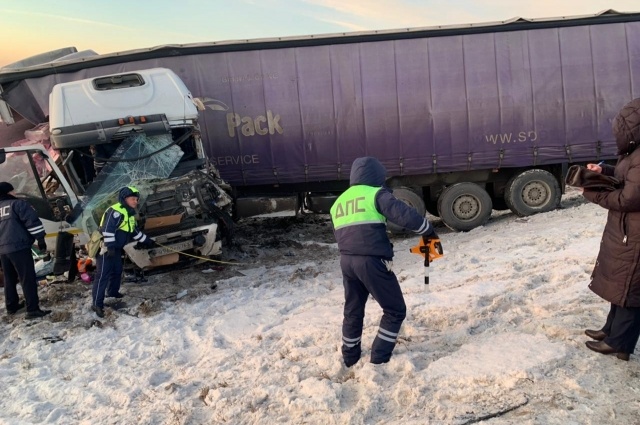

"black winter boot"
[7, 300, 25, 315]
[26, 309, 52, 319]
[91, 305, 105, 318]
[344, 356, 360, 368]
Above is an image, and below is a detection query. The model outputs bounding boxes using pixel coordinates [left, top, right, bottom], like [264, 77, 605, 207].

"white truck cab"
[0, 68, 233, 273]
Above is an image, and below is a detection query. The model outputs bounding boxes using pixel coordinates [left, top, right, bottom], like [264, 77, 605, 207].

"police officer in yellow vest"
[91, 186, 156, 317]
[330, 157, 438, 367]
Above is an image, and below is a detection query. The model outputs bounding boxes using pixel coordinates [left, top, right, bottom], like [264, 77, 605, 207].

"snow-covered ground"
[2, 188, 640, 424]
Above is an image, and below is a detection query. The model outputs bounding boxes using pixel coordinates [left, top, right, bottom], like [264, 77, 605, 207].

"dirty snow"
[2, 188, 640, 424]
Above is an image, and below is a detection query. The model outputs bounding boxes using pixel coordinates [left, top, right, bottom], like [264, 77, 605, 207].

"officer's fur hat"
[0, 182, 14, 195]
[118, 186, 140, 204]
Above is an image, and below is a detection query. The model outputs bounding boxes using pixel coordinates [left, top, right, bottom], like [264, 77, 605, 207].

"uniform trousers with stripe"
[340, 254, 406, 364]
[1, 248, 40, 312]
[92, 249, 123, 309]
[601, 303, 640, 354]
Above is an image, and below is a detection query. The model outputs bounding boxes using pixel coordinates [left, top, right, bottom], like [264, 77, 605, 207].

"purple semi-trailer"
[1, 10, 639, 231]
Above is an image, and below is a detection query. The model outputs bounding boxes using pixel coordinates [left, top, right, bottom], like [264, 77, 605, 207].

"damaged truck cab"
[1, 68, 233, 272]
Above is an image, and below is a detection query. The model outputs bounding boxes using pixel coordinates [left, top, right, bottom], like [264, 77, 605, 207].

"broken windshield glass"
[70, 132, 183, 232]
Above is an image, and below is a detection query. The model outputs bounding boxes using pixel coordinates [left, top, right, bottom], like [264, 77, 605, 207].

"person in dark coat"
[91, 186, 156, 317]
[0, 181, 51, 318]
[582, 98, 640, 361]
[330, 157, 439, 367]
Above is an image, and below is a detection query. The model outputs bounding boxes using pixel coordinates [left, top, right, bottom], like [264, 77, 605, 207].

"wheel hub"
[522, 182, 549, 207]
[453, 195, 479, 220]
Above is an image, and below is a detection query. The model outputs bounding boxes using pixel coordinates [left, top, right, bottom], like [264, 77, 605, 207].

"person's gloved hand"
[37, 239, 47, 252]
[421, 229, 444, 260]
[423, 227, 439, 242]
[106, 247, 117, 257]
[133, 237, 160, 249]
[134, 239, 158, 250]
[143, 238, 159, 249]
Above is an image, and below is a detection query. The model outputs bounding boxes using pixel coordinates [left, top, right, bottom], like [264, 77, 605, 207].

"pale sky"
[0, 0, 638, 67]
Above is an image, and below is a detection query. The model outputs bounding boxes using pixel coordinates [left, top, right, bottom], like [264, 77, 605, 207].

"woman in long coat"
[582, 98, 640, 361]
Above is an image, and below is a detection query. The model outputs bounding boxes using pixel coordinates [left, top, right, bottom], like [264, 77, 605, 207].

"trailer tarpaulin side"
[1, 12, 640, 187]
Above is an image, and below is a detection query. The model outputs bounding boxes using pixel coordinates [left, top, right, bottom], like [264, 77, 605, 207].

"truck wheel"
[437, 183, 492, 231]
[387, 187, 426, 234]
[505, 169, 560, 217]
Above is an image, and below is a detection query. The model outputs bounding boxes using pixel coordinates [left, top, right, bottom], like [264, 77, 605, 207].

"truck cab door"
[0, 148, 73, 222]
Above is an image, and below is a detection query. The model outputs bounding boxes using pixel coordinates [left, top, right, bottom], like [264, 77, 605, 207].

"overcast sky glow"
[0, 0, 638, 66]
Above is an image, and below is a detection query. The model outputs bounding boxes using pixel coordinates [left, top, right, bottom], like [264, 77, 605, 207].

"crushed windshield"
[70, 133, 183, 232]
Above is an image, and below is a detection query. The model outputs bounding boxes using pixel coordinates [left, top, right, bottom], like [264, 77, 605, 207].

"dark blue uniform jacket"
[100, 188, 148, 250]
[333, 157, 434, 258]
[0, 194, 46, 255]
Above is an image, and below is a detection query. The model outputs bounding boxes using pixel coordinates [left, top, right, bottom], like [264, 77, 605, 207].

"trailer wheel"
[387, 187, 426, 234]
[437, 183, 492, 231]
[505, 169, 560, 217]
